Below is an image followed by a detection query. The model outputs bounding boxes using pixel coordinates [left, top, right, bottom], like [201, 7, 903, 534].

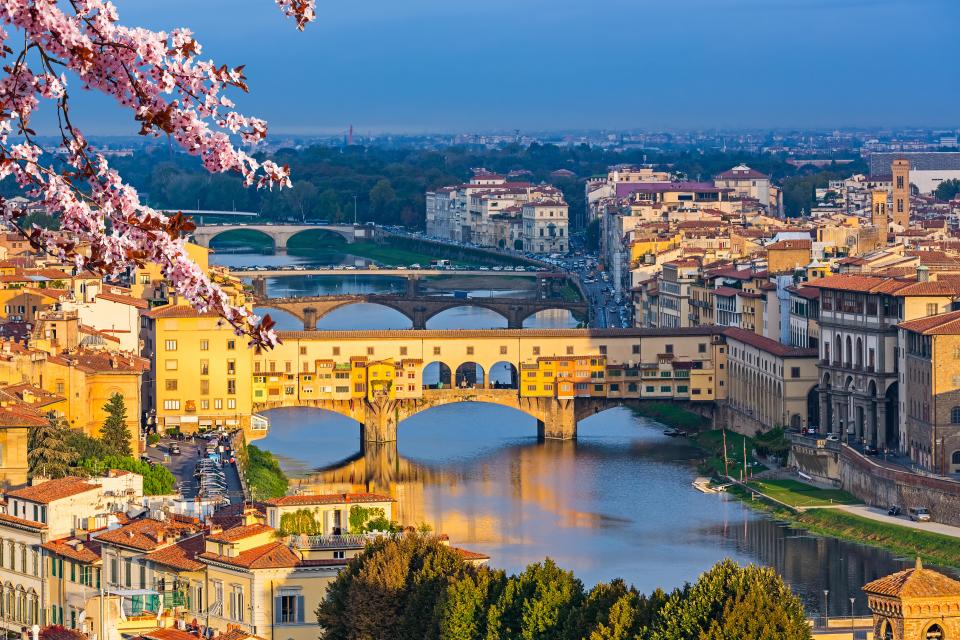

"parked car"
[825, 434, 839, 442]
[887, 505, 902, 516]
[863, 444, 880, 456]
[909, 507, 931, 522]
[169, 443, 181, 455]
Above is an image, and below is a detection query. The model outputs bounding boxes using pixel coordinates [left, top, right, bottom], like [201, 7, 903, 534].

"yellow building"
[263, 493, 395, 534]
[144, 305, 254, 433]
[765, 239, 812, 275]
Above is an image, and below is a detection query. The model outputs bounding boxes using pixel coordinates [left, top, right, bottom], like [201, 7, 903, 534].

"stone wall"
[715, 402, 765, 436]
[788, 435, 841, 484]
[840, 447, 960, 526]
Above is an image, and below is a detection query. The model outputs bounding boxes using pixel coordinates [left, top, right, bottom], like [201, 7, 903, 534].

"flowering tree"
[0, 0, 317, 348]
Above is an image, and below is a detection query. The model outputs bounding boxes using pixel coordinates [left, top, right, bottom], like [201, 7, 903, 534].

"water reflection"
[257, 404, 913, 610]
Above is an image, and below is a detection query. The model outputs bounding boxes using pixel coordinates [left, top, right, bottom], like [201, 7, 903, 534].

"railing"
[285, 533, 401, 549]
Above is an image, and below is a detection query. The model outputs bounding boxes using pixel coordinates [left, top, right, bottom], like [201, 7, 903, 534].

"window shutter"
[274, 598, 281, 624]
[296, 596, 304, 624]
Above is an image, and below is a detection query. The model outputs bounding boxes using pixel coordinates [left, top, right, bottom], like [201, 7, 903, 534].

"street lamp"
[849, 596, 856, 631]
[823, 590, 829, 628]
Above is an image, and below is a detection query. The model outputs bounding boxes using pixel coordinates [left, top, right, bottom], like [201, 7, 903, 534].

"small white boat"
[692, 477, 720, 493]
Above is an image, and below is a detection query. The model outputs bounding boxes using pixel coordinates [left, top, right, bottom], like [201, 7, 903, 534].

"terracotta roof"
[206, 523, 273, 543]
[213, 630, 266, 640]
[144, 535, 206, 572]
[96, 518, 203, 551]
[452, 547, 490, 561]
[6, 477, 98, 504]
[787, 286, 820, 301]
[807, 274, 960, 296]
[898, 309, 960, 335]
[42, 538, 101, 564]
[200, 541, 302, 569]
[863, 558, 960, 598]
[723, 327, 818, 358]
[145, 305, 220, 319]
[713, 286, 741, 297]
[136, 628, 201, 640]
[766, 239, 812, 251]
[49, 349, 149, 374]
[0, 512, 46, 529]
[96, 292, 150, 309]
[264, 493, 394, 507]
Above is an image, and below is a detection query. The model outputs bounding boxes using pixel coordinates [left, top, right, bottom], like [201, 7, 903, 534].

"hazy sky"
[63, 0, 960, 135]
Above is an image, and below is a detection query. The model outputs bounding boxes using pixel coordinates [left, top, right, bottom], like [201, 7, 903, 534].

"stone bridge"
[256, 294, 590, 329]
[253, 388, 613, 443]
[191, 223, 375, 252]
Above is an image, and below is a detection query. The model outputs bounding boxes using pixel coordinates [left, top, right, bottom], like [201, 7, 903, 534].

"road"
[837, 505, 960, 539]
[144, 435, 245, 504]
[229, 268, 551, 278]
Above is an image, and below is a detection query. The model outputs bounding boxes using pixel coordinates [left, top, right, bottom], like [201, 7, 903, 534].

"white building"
[522, 201, 568, 254]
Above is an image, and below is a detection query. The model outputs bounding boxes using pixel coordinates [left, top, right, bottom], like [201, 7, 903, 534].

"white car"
[825, 434, 840, 442]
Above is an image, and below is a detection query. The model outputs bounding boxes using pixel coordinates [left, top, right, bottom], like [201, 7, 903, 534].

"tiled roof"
[452, 547, 490, 561]
[200, 541, 301, 569]
[49, 349, 150, 374]
[787, 286, 820, 301]
[766, 239, 812, 251]
[713, 286, 741, 297]
[96, 292, 150, 309]
[264, 493, 394, 507]
[144, 535, 206, 572]
[42, 538, 101, 564]
[213, 630, 266, 640]
[206, 523, 273, 543]
[807, 274, 960, 296]
[0, 512, 46, 530]
[96, 518, 202, 551]
[723, 327, 818, 358]
[6, 477, 97, 504]
[145, 305, 220, 319]
[898, 309, 960, 335]
[135, 628, 201, 640]
[863, 558, 960, 598]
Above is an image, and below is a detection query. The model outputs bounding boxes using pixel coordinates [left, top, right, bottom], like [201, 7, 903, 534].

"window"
[367, 347, 375, 355]
[660, 386, 671, 392]
[400, 346, 408, 356]
[213, 581, 223, 616]
[665, 344, 674, 354]
[200, 360, 209, 375]
[165, 379, 178, 391]
[632, 345, 640, 354]
[164, 340, 177, 351]
[433, 347, 441, 356]
[951, 406, 960, 424]
[332, 347, 341, 356]
[124, 559, 131, 587]
[227, 399, 237, 409]
[791, 367, 801, 378]
[333, 551, 345, 559]
[230, 585, 244, 622]
[698, 343, 706, 353]
[532, 346, 540, 356]
[163, 400, 180, 411]
[500, 346, 508, 355]
[300, 346, 307, 355]
[599, 345, 607, 355]
[275, 593, 304, 625]
[226, 339, 236, 350]
[567, 346, 574, 355]
[927, 303, 939, 317]
[199, 340, 209, 351]
[466, 346, 474, 355]
[200, 380, 209, 395]
[227, 379, 236, 394]
[200, 400, 209, 410]
[164, 359, 178, 371]
[214, 399, 223, 410]
[109, 557, 118, 585]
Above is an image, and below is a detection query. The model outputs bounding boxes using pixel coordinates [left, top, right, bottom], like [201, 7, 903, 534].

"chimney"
[917, 264, 930, 283]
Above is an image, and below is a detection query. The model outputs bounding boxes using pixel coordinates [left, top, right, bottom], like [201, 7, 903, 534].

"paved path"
[145, 436, 245, 504]
[837, 505, 960, 539]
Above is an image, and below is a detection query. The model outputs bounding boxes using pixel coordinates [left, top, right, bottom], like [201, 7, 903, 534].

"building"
[809, 273, 960, 450]
[897, 309, 960, 474]
[263, 493, 395, 535]
[657, 260, 700, 328]
[522, 201, 568, 254]
[724, 327, 819, 434]
[713, 164, 779, 214]
[869, 151, 960, 194]
[864, 557, 960, 640]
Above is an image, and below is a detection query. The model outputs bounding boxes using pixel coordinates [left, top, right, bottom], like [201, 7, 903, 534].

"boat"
[692, 477, 729, 493]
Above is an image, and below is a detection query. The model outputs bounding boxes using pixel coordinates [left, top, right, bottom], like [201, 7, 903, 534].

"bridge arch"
[424, 304, 510, 330]
[423, 362, 452, 389]
[454, 362, 485, 389]
[284, 226, 357, 248]
[206, 227, 277, 252]
[521, 308, 581, 328]
[488, 361, 519, 389]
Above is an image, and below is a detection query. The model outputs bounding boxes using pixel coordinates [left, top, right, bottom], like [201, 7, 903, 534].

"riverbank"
[728, 484, 960, 568]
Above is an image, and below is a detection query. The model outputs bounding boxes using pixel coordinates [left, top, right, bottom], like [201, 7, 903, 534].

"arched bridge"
[256, 294, 590, 329]
[191, 223, 375, 252]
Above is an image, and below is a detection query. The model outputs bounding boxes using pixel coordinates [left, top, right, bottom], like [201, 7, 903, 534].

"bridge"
[234, 268, 557, 279]
[235, 327, 724, 444]
[191, 223, 375, 252]
[254, 293, 590, 329]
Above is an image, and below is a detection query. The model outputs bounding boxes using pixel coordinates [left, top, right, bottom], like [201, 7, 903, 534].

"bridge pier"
[302, 307, 318, 331]
[362, 398, 401, 443]
[406, 275, 421, 297]
[536, 398, 577, 440]
[252, 276, 267, 298]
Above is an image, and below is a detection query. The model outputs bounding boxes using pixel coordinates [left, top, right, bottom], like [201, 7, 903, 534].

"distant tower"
[892, 159, 910, 227]
[871, 189, 888, 229]
[348, 125, 354, 146]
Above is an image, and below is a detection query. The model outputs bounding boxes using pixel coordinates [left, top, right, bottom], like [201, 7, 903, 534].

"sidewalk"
[836, 505, 960, 539]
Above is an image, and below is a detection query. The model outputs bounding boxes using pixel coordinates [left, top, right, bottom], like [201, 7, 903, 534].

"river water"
[213, 243, 913, 617]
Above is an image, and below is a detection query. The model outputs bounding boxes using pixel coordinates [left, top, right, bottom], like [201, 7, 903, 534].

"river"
[213, 242, 913, 617]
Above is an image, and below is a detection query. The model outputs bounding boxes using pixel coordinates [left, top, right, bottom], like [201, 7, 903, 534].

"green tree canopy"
[99, 393, 132, 458]
[28, 414, 77, 480]
[935, 178, 960, 202]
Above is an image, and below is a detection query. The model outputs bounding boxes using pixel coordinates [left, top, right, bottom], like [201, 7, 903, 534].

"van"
[909, 507, 931, 522]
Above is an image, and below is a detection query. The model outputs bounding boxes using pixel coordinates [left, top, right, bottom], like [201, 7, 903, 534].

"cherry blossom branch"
[0, 0, 317, 349]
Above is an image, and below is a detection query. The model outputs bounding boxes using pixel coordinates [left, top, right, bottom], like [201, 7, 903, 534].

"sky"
[59, 0, 960, 135]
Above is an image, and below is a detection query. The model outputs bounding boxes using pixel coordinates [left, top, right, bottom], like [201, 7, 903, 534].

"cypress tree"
[99, 393, 132, 458]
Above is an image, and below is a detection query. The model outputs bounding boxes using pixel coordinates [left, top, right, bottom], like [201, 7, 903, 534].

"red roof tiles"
[6, 477, 97, 504]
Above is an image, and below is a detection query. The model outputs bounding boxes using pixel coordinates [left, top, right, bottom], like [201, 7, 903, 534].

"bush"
[147, 433, 160, 445]
[246, 444, 288, 500]
[79, 455, 176, 495]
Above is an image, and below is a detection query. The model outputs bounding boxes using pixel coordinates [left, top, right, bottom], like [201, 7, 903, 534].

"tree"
[0, 1, 318, 349]
[649, 560, 810, 640]
[369, 178, 399, 222]
[935, 178, 960, 202]
[485, 558, 584, 640]
[28, 414, 76, 480]
[100, 393, 132, 458]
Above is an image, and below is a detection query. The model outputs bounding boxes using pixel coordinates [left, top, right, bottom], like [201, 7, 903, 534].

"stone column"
[875, 401, 886, 450]
[362, 399, 400, 443]
[302, 307, 317, 331]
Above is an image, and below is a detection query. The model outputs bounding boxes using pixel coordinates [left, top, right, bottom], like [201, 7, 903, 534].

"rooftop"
[6, 477, 98, 504]
[863, 558, 960, 598]
[264, 492, 394, 507]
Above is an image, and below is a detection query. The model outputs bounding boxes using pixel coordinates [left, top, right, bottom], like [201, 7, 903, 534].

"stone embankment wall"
[788, 435, 842, 484]
[839, 447, 960, 526]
